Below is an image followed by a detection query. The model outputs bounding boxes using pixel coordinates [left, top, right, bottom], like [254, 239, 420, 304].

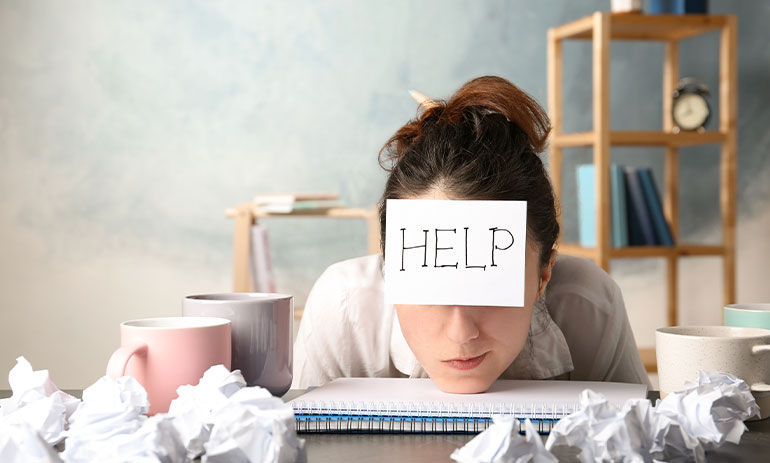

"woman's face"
[394, 189, 554, 394]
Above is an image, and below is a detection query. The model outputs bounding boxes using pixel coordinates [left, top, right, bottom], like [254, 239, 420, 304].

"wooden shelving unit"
[225, 203, 380, 294]
[547, 12, 737, 372]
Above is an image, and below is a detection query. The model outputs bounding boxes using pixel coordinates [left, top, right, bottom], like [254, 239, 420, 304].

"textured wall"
[1, 0, 768, 388]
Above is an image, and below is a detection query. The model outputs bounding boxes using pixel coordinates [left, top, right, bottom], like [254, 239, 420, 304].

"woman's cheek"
[484, 308, 530, 357]
[396, 305, 441, 359]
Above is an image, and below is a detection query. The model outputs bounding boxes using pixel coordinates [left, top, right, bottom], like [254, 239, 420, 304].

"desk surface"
[2, 389, 769, 462]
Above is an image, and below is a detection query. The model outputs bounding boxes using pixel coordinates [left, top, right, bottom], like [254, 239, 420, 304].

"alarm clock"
[672, 78, 711, 133]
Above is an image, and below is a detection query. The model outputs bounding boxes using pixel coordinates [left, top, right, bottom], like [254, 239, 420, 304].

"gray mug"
[182, 293, 293, 396]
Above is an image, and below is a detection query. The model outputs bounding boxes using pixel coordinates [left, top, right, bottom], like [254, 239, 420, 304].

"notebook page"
[291, 377, 647, 410]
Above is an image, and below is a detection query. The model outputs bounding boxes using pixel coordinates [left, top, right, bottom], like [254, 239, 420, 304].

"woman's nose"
[445, 306, 480, 345]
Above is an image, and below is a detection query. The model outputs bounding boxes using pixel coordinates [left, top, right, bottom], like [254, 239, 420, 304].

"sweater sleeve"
[292, 256, 395, 389]
[292, 264, 351, 389]
[602, 282, 651, 385]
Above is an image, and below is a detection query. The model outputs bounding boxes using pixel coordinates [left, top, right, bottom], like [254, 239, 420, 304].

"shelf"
[551, 13, 728, 41]
[227, 202, 380, 292]
[548, 11, 737, 372]
[226, 206, 374, 220]
[559, 243, 725, 259]
[551, 130, 727, 148]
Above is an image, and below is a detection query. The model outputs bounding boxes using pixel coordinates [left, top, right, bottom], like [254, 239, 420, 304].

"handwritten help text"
[399, 227, 514, 271]
[384, 199, 527, 307]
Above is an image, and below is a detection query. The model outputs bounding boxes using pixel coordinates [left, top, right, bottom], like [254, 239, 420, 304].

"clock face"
[673, 93, 709, 131]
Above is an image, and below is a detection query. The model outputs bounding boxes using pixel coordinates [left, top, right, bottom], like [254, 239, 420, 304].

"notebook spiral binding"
[292, 399, 579, 434]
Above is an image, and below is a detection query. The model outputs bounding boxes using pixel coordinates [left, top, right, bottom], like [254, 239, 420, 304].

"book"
[289, 378, 648, 434]
[257, 200, 342, 214]
[610, 165, 629, 248]
[253, 193, 340, 205]
[625, 177, 644, 246]
[577, 165, 596, 247]
[638, 168, 675, 246]
[249, 224, 277, 292]
[624, 167, 657, 246]
[576, 164, 628, 248]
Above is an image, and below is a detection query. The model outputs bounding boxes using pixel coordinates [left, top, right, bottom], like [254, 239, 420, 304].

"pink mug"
[106, 316, 231, 415]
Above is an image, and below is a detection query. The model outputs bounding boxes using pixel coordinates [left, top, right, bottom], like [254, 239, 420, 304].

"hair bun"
[379, 76, 551, 169]
[441, 76, 550, 153]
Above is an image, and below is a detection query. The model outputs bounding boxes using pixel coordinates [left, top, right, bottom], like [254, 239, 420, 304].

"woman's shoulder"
[294, 254, 394, 387]
[550, 254, 619, 298]
[319, 254, 384, 289]
[305, 254, 386, 322]
[547, 254, 622, 319]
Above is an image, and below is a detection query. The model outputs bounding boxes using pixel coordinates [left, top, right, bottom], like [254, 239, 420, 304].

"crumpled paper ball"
[545, 391, 672, 463]
[110, 414, 188, 463]
[0, 421, 65, 463]
[1, 358, 306, 462]
[451, 371, 758, 463]
[167, 364, 247, 459]
[0, 357, 80, 445]
[450, 416, 557, 463]
[203, 386, 306, 463]
[656, 370, 760, 450]
[544, 370, 759, 463]
[61, 375, 186, 463]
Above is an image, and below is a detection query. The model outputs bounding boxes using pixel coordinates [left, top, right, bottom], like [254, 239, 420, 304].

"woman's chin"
[430, 375, 495, 394]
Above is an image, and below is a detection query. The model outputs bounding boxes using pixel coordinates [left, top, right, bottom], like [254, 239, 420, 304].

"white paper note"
[385, 199, 527, 307]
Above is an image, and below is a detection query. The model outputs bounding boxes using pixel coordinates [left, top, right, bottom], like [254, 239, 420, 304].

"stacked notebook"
[289, 378, 647, 434]
[252, 193, 341, 213]
[577, 165, 675, 247]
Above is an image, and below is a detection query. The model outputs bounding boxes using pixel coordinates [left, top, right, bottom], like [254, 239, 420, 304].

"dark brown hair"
[378, 76, 558, 269]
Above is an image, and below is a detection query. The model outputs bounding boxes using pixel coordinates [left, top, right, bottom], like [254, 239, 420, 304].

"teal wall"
[1, 0, 768, 387]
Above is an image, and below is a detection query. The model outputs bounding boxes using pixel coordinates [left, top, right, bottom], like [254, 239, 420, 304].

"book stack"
[252, 193, 342, 213]
[577, 165, 675, 247]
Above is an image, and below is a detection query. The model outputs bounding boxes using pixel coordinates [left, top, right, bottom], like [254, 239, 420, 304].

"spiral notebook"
[290, 378, 647, 434]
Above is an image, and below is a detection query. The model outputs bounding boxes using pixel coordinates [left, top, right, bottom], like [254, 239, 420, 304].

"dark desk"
[3, 390, 769, 462]
[294, 419, 770, 463]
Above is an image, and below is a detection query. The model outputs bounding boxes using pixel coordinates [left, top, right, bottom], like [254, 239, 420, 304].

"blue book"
[638, 168, 675, 246]
[624, 167, 657, 246]
[610, 165, 629, 248]
[577, 165, 596, 247]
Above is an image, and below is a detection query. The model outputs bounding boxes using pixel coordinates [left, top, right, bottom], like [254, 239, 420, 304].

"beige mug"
[656, 325, 770, 419]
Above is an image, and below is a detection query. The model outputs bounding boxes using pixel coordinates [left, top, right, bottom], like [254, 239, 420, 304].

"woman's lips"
[442, 353, 488, 371]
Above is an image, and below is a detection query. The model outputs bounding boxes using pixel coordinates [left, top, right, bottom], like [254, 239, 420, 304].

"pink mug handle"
[106, 341, 148, 378]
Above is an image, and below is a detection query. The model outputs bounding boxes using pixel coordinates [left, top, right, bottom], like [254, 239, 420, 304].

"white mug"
[656, 326, 770, 400]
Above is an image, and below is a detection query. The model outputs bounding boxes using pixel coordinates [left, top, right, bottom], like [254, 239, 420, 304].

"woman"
[292, 76, 649, 393]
